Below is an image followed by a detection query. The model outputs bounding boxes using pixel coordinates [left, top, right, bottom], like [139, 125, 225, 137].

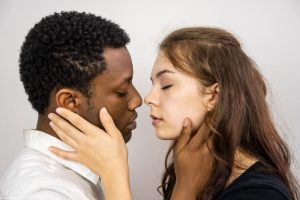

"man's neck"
[36, 114, 60, 140]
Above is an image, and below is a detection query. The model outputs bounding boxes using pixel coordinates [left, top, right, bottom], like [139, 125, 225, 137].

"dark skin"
[36, 47, 142, 143]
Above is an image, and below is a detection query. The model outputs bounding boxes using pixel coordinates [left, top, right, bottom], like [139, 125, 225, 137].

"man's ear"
[55, 88, 85, 113]
[204, 83, 219, 111]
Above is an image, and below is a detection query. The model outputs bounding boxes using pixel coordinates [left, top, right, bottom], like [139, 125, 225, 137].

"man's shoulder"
[1, 147, 61, 177]
[0, 147, 90, 199]
[1, 146, 102, 199]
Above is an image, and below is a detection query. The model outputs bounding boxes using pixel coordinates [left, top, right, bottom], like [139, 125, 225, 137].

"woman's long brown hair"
[158, 27, 299, 200]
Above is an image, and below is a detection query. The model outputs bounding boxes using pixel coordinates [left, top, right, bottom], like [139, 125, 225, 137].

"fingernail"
[48, 113, 53, 120]
[48, 146, 53, 151]
[49, 121, 54, 127]
[101, 107, 108, 114]
[183, 119, 189, 127]
[56, 107, 63, 114]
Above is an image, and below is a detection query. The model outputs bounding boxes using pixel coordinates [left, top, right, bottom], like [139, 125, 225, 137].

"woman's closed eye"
[161, 85, 173, 90]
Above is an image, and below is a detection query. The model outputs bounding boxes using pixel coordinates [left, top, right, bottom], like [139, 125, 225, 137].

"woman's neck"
[226, 148, 258, 187]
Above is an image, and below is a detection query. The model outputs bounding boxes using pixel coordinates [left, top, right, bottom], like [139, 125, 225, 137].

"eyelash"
[161, 85, 173, 90]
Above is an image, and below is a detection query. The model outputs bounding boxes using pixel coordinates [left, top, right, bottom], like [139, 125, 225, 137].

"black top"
[217, 161, 292, 200]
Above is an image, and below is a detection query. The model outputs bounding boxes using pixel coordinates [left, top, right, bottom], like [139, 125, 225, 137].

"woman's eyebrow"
[150, 69, 175, 82]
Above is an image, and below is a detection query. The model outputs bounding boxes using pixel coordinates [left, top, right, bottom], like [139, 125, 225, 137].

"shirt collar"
[23, 129, 99, 185]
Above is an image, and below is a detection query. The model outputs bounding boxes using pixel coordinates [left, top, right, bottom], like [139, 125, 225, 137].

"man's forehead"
[97, 47, 133, 87]
[103, 47, 131, 63]
[95, 66, 133, 87]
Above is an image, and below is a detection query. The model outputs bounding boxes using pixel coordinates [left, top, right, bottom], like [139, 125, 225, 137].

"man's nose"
[128, 87, 142, 110]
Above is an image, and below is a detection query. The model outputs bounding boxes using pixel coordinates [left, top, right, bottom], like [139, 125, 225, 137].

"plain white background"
[0, 0, 299, 199]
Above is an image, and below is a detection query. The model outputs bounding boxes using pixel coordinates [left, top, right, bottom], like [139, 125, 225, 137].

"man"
[0, 11, 142, 199]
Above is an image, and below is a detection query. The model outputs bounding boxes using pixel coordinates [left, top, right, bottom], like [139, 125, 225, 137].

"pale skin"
[144, 52, 212, 139]
[48, 52, 258, 199]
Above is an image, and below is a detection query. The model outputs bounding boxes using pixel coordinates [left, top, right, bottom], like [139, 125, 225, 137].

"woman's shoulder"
[217, 161, 292, 200]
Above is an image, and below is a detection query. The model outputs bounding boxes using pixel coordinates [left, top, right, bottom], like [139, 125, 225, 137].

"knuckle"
[72, 116, 81, 126]
[80, 138, 89, 146]
[56, 151, 65, 158]
[64, 126, 73, 134]
[64, 136, 72, 144]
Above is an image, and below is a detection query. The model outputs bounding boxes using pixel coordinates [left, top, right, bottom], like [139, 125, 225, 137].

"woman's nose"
[144, 88, 156, 106]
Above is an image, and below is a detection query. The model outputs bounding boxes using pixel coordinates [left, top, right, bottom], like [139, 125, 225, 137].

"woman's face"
[144, 52, 211, 140]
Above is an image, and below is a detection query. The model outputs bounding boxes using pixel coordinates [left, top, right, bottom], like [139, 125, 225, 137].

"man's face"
[80, 47, 142, 143]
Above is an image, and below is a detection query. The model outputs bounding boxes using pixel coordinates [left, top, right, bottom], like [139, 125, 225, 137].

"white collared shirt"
[0, 130, 103, 200]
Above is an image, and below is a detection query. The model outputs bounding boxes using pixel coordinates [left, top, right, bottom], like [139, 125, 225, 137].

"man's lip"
[126, 113, 138, 130]
[131, 113, 138, 122]
[126, 120, 137, 130]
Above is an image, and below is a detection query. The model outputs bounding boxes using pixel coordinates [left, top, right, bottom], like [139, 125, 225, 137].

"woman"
[48, 27, 299, 200]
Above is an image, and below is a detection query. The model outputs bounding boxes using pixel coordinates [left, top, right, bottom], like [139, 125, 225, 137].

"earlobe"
[55, 88, 83, 113]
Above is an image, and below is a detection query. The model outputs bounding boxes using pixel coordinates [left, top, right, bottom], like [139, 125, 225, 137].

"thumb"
[174, 118, 192, 154]
[99, 107, 122, 138]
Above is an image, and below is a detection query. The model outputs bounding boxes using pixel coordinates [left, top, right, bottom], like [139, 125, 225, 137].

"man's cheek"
[110, 115, 122, 129]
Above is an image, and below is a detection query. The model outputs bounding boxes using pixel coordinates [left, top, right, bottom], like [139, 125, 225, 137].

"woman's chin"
[155, 131, 180, 140]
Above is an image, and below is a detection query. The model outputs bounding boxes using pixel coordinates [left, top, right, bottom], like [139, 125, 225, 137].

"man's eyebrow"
[121, 76, 133, 85]
[150, 69, 175, 82]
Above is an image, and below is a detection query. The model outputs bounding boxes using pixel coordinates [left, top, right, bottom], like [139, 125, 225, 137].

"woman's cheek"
[190, 110, 206, 132]
[178, 108, 205, 133]
[168, 115, 187, 139]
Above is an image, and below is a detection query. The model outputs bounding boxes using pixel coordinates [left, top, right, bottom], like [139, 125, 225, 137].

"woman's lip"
[152, 118, 162, 126]
[126, 121, 137, 130]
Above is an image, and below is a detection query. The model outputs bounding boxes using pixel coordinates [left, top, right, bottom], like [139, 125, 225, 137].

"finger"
[174, 118, 192, 154]
[48, 146, 79, 162]
[49, 120, 79, 149]
[56, 107, 100, 136]
[48, 112, 84, 143]
[99, 107, 122, 138]
[189, 122, 209, 149]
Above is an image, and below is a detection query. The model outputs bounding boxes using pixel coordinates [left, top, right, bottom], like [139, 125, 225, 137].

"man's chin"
[123, 132, 132, 143]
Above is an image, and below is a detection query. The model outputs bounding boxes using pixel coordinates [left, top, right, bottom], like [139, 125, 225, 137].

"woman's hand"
[48, 107, 132, 200]
[171, 119, 214, 200]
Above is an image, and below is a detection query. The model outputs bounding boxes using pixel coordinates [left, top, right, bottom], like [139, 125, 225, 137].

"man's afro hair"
[19, 11, 130, 114]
